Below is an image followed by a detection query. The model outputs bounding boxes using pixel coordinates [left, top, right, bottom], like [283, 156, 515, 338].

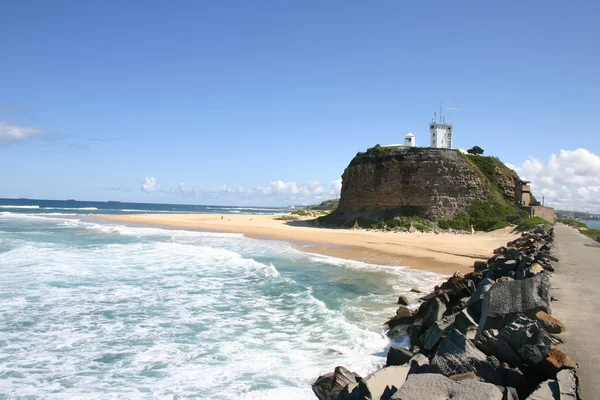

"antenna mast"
[447, 100, 459, 126]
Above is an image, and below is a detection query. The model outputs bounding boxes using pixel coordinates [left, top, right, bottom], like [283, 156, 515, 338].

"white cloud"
[330, 178, 342, 194]
[141, 176, 161, 193]
[511, 148, 600, 213]
[0, 121, 45, 142]
[131, 177, 343, 206]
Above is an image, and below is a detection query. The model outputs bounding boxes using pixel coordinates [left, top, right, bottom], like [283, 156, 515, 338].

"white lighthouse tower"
[429, 102, 455, 149]
[404, 131, 416, 147]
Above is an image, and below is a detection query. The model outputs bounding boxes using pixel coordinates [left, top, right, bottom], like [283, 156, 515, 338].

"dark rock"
[408, 320, 425, 350]
[488, 260, 519, 280]
[422, 309, 480, 351]
[407, 353, 430, 375]
[429, 329, 504, 385]
[478, 274, 551, 335]
[496, 314, 552, 367]
[386, 323, 412, 340]
[476, 329, 522, 368]
[390, 373, 504, 400]
[312, 366, 361, 400]
[421, 314, 455, 351]
[385, 314, 414, 330]
[505, 248, 523, 260]
[386, 347, 414, 367]
[474, 260, 488, 271]
[421, 297, 446, 330]
[397, 296, 409, 306]
[395, 305, 412, 318]
[410, 288, 421, 293]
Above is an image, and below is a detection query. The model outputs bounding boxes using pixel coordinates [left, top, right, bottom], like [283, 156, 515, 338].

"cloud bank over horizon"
[138, 177, 342, 206]
[509, 148, 600, 213]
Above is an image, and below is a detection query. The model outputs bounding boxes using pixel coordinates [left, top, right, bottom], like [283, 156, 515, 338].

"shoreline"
[91, 213, 521, 275]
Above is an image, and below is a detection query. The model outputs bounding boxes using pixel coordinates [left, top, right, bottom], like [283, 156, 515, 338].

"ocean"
[0, 200, 444, 399]
[0, 198, 288, 216]
[583, 220, 600, 230]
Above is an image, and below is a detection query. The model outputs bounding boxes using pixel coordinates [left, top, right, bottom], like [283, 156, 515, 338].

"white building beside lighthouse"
[429, 103, 456, 149]
[429, 119, 453, 149]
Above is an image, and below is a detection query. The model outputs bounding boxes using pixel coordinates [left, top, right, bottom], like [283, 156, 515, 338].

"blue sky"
[1, 1, 599, 210]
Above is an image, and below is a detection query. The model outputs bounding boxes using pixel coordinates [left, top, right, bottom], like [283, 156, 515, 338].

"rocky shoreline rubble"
[312, 226, 580, 400]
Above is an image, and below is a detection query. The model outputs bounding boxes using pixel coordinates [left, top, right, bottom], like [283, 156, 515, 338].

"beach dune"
[94, 213, 519, 275]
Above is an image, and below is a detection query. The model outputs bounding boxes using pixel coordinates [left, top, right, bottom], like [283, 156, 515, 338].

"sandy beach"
[93, 213, 520, 275]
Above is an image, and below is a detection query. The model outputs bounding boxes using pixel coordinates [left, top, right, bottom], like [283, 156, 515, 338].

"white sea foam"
[0, 214, 444, 398]
[0, 205, 40, 208]
[41, 206, 99, 210]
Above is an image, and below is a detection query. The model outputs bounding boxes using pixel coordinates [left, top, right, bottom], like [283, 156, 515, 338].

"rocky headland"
[312, 226, 580, 400]
[318, 147, 535, 232]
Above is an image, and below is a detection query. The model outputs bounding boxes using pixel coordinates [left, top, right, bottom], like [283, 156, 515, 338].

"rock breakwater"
[312, 226, 580, 400]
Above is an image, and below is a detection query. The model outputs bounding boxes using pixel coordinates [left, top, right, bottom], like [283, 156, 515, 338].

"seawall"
[312, 226, 580, 399]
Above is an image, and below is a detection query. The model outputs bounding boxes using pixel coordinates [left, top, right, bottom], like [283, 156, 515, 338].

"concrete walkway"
[551, 223, 600, 400]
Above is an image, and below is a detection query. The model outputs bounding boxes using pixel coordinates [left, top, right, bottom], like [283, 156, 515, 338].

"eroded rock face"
[337, 148, 501, 221]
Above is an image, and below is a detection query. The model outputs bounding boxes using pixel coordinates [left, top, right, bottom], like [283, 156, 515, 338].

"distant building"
[515, 179, 532, 207]
[515, 179, 556, 223]
[382, 132, 417, 148]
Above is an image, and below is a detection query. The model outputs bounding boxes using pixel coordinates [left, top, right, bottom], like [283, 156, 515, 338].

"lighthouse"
[404, 132, 416, 147]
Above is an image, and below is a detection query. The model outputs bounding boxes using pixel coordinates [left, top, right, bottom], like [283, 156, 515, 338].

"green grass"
[557, 219, 588, 229]
[437, 199, 520, 232]
[383, 215, 431, 231]
[291, 210, 309, 216]
[581, 228, 600, 240]
[276, 215, 299, 221]
[514, 217, 552, 232]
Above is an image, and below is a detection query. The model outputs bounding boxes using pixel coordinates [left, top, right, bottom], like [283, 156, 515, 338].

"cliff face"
[337, 148, 517, 221]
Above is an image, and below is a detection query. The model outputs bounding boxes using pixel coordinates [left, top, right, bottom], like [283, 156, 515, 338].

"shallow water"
[0, 213, 444, 399]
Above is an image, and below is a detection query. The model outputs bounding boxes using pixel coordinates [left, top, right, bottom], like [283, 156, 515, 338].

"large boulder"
[525, 369, 579, 400]
[466, 278, 494, 317]
[390, 373, 503, 400]
[421, 297, 447, 330]
[394, 306, 412, 318]
[421, 309, 479, 351]
[429, 329, 504, 385]
[348, 365, 410, 400]
[312, 366, 361, 400]
[397, 296, 409, 306]
[476, 329, 522, 368]
[477, 314, 552, 368]
[478, 274, 551, 335]
[386, 347, 414, 367]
